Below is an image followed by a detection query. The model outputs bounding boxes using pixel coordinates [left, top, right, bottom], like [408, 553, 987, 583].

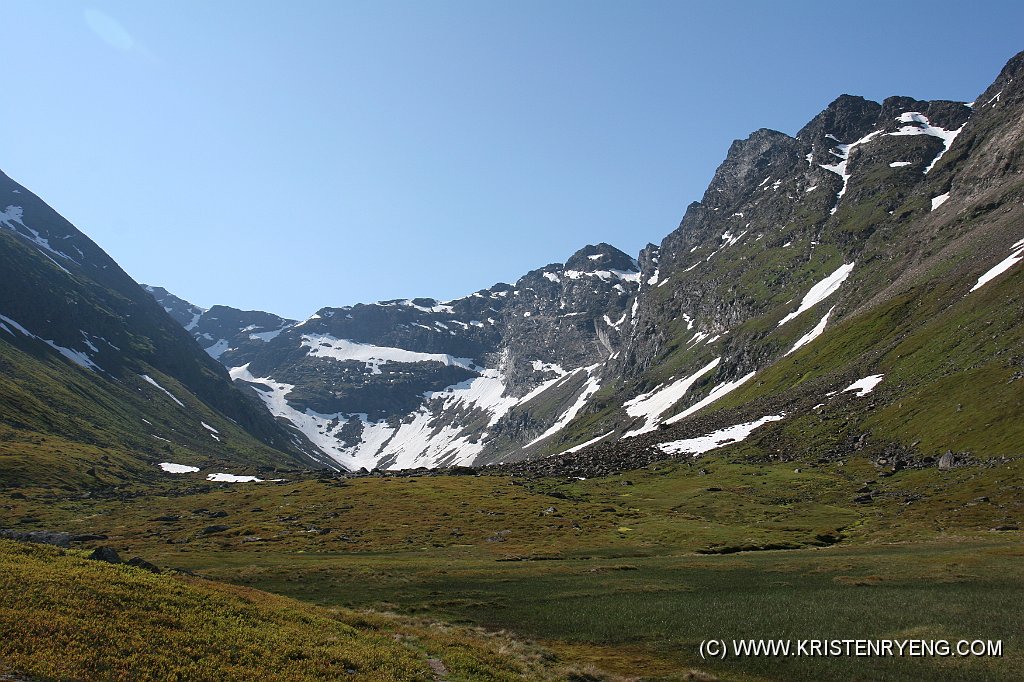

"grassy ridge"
[0, 539, 596, 682]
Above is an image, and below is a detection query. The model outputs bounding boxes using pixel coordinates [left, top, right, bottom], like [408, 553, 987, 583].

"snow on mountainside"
[154, 243, 640, 470]
[154, 51, 1024, 474]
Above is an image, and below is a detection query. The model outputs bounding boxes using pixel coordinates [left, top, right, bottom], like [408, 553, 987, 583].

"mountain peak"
[564, 243, 638, 272]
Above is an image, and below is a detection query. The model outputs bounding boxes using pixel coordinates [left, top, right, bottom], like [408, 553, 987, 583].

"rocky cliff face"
[153, 51, 1024, 473]
[155, 243, 640, 470]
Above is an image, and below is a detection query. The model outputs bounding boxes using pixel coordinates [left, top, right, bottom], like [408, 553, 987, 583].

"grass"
[0, 539, 596, 682]
[3, 450, 1023, 680]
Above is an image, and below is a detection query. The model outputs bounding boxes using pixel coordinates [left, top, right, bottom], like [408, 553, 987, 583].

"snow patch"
[931, 193, 950, 211]
[969, 239, 1024, 292]
[664, 371, 757, 425]
[843, 374, 884, 397]
[557, 430, 614, 455]
[658, 415, 784, 456]
[249, 325, 289, 342]
[0, 313, 100, 371]
[819, 130, 884, 213]
[785, 307, 834, 356]
[1, 205, 79, 264]
[525, 366, 603, 447]
[889, 112, 964, 173]
[204, 339, 230, 359]
[158, 462, 199, 474]
[623, 358, 720, 437]
[778, 263, 854, 327]
[207, 473, 263, 483]
[301, 334, 476, 374]
[140, 374, 185, 407]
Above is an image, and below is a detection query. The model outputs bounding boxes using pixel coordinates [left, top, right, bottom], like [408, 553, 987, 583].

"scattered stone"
[853, 494, 873, 504]
[88, 546, 122, 564]
[200, 525, 230, 535]
[70, 533, 108, 542]
[126, 557, 161, 573]
[154, 515, 180, 522]
[992, 524, 1018, 531]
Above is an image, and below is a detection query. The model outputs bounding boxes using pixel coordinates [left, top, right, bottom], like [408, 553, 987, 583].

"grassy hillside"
[4, 451, 1022, 680]
[0, 340, 303, 489]
[0, 538, 598, 682]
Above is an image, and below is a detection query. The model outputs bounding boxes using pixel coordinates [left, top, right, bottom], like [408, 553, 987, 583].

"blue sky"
[2, 1, 1020, 319]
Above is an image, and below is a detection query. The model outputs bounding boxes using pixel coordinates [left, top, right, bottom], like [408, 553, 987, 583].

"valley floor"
[2, 452, 1022, 681]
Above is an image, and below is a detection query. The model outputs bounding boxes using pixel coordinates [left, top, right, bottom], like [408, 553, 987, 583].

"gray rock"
[126, 556, 161, 573]
[0, 529, 71, 548]
[88, 546, 122, 563]
[938, 451, 955, 470]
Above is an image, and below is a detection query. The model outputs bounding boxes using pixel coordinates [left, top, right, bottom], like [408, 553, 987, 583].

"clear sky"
[2, 1, 1020, 319]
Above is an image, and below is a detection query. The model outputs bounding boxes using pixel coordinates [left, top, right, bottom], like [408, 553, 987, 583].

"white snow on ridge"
[890, 161, 913, 168]
[201, 421, 219, 434]
[819, 130, 884, 214]
[525, 366, 603, 447]
[778, 263, 854, 327]
[969, 239, 1024, 292]
[785, 306, 834, 356]
[158, 462, 199, 474]
[531, 360, 567, 376]
[843, 374, 884, 397]
[664, 371, 757, 425]
[184, 310, 203, 332]
[604, 312, 627, 329]
[563, 269, 641, 283]
[889, 112, 964, 173]
[931, 193, 950, 211]
[1, 205, 79, 264]
[301, 334, 477, 374]
[140, 374, 185, 407]
[0, 313, 100, 371]
[249, 325, 289, 342]
[396, 299, 455, 314]
[658, 415, 784, 456]
[623, 358, 721, 438]
[204, 339, 230, 359]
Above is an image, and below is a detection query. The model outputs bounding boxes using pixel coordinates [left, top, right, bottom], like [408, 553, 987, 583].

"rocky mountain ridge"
[152, 51, 1024, 473]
